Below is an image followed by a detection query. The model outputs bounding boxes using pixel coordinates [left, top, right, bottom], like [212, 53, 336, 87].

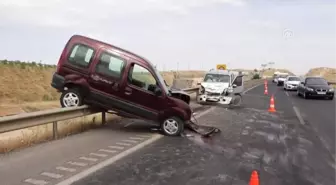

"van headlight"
[329, 88, 334, 92]
[228, 87, 233, 93]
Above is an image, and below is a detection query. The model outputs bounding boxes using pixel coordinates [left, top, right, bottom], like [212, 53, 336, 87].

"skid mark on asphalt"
[22, 134, 154, 185]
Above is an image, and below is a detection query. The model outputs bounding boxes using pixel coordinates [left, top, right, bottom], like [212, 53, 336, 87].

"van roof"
[207, 69, 238, 75]
[70, 34, 155, 67]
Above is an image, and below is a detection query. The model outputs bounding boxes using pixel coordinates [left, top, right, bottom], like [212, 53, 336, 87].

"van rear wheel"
[161, 116, 184, 136]
[60, 88, 83, 108]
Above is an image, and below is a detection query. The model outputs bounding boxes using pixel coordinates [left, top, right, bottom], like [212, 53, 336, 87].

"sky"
[0, 0, 335, 75]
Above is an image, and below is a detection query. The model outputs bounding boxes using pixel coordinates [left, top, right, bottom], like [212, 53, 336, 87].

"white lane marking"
[116, 142, 131, 146]
[99, 149, 117, 153]
[242, 82, 264, 94]
[135, 134, 152, 138]
[293, 106, 305, 125]
[124, 122, 134, 128]
[108, 145, 124, 150]
[90, 153, 108, 157]
[122, 139, 138, 143]
[67, 161, 88, 167]
[129, 137, 145, 140]
[24, 178, 48, 185]
[79, 157, 98, 162]
[55, 106, 213, 185]
[41, 172, 63, 179]
[285, 92, 289, 97]
[293, 105, 335, 161]
[56, 166, 76, 173]
[55, 135, 163, 185]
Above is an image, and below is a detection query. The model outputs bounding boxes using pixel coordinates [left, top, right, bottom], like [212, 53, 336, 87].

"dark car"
[297, 77, 334, 100]
[51, 35, 192, 136]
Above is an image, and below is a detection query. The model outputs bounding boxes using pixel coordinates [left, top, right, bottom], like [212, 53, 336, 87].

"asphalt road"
[1, 82, 335, 185]
[0, 103, 210, 185]
[284, 87, 335, 158]
[71, 82, 335, 185]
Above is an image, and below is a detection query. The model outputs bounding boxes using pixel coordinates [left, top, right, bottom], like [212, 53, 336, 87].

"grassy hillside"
[305, 67, 336, 83]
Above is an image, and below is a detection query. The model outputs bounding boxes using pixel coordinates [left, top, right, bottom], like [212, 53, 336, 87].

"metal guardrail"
[0, 87, 200, 138]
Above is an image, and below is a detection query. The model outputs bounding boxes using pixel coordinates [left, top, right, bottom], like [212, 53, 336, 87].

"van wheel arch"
[63, 83, 89, 97]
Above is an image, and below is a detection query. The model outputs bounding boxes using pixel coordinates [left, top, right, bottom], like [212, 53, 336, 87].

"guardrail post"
[102, 112, 106, 125]
[53, 121, 58, 139]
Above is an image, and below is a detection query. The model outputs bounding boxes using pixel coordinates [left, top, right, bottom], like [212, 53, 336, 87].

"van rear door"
[60, 42, 96, 77]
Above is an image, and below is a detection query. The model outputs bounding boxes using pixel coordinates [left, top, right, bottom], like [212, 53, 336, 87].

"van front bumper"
[197, 94, 232, 104]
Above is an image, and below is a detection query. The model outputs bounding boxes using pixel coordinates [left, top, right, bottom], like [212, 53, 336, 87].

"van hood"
[201, 82, 230, 93]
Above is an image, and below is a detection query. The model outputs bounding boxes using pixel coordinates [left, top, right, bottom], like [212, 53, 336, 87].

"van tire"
[60, 88, 84, 108]
[160, 116, 184, 136]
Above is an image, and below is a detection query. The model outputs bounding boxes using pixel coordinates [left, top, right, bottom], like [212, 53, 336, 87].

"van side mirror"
[154, 87, 162, 96]
[301, 82, 305, 85]
[232, 84, 237, 88]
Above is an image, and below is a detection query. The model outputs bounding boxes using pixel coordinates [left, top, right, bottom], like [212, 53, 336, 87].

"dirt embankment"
[305, 67, 336, 83]
[0, 62, 207, 116]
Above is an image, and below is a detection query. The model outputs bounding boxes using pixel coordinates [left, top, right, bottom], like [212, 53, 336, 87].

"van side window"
[128, 64, 157, 93]
[234, 76, 243, 86]
[96, 52, 125, 78]
[68, 44, 94, 68]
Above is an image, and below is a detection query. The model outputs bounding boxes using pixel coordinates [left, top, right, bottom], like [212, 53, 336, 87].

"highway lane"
[0, 103, 210, 185]
[284, 87, 336, 158]
[72, 82, 335, 185]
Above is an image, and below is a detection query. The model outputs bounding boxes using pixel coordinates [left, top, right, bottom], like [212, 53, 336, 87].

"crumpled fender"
[169, 89, 191, 105]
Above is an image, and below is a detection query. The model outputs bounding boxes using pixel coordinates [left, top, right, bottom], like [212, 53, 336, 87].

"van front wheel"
[60, 88, 83, 108]
[161, 116, 184, 136]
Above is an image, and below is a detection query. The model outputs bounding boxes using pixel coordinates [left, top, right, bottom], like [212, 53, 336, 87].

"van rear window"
[68, 44, 94, 68]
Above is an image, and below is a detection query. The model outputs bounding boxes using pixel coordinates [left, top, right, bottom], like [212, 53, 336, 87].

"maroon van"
[51, 35, 192, 136]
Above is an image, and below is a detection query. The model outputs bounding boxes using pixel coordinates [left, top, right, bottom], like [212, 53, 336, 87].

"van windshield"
[152, 66, 170, 95]
[203, 74, 230, 83]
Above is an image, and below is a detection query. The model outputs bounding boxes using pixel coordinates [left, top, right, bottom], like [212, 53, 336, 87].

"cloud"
[0, 0, 246, 28]
[248, 20, 281, 29]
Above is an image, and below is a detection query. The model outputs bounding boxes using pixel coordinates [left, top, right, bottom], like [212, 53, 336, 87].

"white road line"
[55, 105, 214, 185]
[67, 161, 88, 167]
[55, 134, 163, 185]
[129, 137, 145, 140]
[56, 166, 76, 173]
[116, 142, 131, 146]
[285, 92, 289, 96]
[24, 178, 48, 185]
[293, 106, 305, 125]
[90, 153, 108, 157]
[243, 82, 264, 94]
[79, 157, 98, 162]
[124, 122, 134, 128]
[122, 139, 138, 143]
[99, 149, 117, 153]
[135, 134, 152, 138]
[108, 145, 124, 150]
[41, 172, 63, 179]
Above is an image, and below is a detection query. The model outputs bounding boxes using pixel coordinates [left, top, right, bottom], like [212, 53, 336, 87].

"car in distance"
[276, 73, 289, 86]
[284, 76, 301, 91]
[51, 35, 192, 136]
[297, 77, 334, 100]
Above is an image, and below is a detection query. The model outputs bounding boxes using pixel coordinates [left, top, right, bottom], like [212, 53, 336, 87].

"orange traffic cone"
[264, 87, 268, 95]
[249, 170, 259, 185]
[268, 95, 276, 112]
